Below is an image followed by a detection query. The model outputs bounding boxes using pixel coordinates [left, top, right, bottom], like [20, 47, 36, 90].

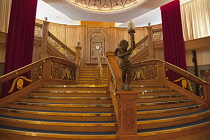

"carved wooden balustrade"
[106, 54, 210, 139]
[34, 23, 43, 37]
[131, 27, 163, 62]
[106, 52, 139, 140]
[204, 70, 210, 82]
[0, 57, 78, 105]
[47, 32, 76, 61]
[34, 22, 76, 61]
[132, 60, 210, 107]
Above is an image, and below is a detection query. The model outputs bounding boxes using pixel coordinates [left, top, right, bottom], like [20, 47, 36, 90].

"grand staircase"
[0, 68, 210, 140]
[0, 69, 117, 140]
[131, 83, 210, 139]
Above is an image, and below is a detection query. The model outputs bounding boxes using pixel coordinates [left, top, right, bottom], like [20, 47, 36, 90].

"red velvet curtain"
[161, 0, 186, 82]
[1, 0, 38, 98]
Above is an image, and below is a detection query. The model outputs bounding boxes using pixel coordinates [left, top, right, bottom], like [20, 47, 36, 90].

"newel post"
[156, 61, 166, 81]
[202, 83, 210, 106]
[75, 42, 82, 65]
[203, 70, 210, 106]
[42, 58, 52, 80]
[117, 91, 139, 140]
[40, 17, 49, 59]
[75, 42, 82, 84]
[106, 52, 122, 91]
[147, 23, 155, 60]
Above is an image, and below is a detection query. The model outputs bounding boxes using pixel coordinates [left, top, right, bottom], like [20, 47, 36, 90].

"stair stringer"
[47, 43, 67, 60]
[162, 80, 209, 108]
[0, 79, 75, 107]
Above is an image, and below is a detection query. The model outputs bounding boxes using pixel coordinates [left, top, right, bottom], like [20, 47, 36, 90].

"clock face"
[96, 45, 100, 49]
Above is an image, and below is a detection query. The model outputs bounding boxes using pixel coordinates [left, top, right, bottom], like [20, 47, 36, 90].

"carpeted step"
[137, 116, 210, 139]
[8, 101, 114, 112]
[29, 90, 110, 97]
[0, 125, 117, 140]
[0, 107, 116, 121]
[137, 109, 210, 129]
[136, 99, 195, 110]
[0, 115, 117, 132]
[19, 96, 112, 104]
[137, 104, 204, 119]
[137, 94, 187, 102]
[38, 84, 108, 91]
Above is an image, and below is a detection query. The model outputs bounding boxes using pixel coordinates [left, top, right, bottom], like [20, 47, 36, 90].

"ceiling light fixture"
[65, 0, 148, 14]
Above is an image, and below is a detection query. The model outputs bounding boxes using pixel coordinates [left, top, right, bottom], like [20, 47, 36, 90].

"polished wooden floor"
[168, 128, 210, 140]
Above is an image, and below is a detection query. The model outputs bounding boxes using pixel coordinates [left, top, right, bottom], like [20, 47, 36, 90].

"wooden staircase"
[0, 69, 117, 140]
[0, 69, 210, 140]
[78, 69, 108, 85]
[131, 83, 210, 139]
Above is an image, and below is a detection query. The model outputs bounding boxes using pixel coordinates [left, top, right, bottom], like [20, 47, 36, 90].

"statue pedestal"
[116, 91, 139, 140]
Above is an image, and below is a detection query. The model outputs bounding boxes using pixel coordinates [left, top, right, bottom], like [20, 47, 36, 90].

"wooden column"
[117, 91, 139, 140]
[203, 70, 210, 106]
[75, 42, 82, 65]
[75, 43, 82, 84]
[106, 52, 122, 91]
[157, 61, 166, 81]
[147, 23, 155, 60]
[40, 17, 49, 59]
[42, 58, 52, 80]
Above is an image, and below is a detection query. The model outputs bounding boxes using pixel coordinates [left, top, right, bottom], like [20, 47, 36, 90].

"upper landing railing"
[0, 56, 78, 98]
[34, 22, 75, 61]
[131, 25, 163, 61]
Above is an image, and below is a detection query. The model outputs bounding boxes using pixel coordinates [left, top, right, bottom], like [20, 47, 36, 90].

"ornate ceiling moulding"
[65, 0, 148, 14]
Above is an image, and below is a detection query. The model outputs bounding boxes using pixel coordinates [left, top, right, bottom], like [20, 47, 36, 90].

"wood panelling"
[33, 20, 209, 67]
[185, 36, 210, 51]
[0, 31, 6, 44]
[66, 26, 78, 52]
[116, 28, 128, 45]
[0, 44, 6, 63]
[135, 27, 148, 43]
[48, 23, 67, 44]
[81, 21, 115, 27]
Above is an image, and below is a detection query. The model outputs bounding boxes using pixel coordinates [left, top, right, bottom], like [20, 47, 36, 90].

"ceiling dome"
[65, 0, 148, 14]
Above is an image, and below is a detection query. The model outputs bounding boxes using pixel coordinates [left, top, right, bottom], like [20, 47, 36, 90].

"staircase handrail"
[106, 52, 122, 91]
[34, 23, 43, 37]
[152, 28, 163, 41]
[132, 59, 210, 106]
[97, 57, 103, 85]
[106, 52, 122, 125]
[131, 35, 148, 57]
[131, 27, 163, 60]
[34, 23, 76, 61]
[0, 56, 77, 95]
[47, 31, 76, 61]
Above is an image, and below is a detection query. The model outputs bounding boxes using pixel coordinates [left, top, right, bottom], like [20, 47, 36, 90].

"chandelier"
[66, 0, 148, 13]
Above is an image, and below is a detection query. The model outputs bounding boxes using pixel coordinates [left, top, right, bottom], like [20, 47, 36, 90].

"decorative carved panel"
[87, 27, 109, 64]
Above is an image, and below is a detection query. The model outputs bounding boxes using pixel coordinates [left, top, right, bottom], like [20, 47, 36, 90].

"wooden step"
[137, 116, 210, 140]
[0, 115, 117, 132]
[29, 91, 110, 97]
[138, 91, 179, 96]
[137, 94, 187, 102]
[0, 125, 117, 140]
[0, 107, 116, 121]
[19, 96, 112, 104]
[137, 109, 210, 130]
[8, 101, 114, 112]
[38, 84, 108, 90]
[137, 104, 204, 119]
[136, 99, 195, 110]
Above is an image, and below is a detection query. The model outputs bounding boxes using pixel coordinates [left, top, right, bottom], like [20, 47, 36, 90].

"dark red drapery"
[1, 0, 38, 98]
[161, 0, 186, 82]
